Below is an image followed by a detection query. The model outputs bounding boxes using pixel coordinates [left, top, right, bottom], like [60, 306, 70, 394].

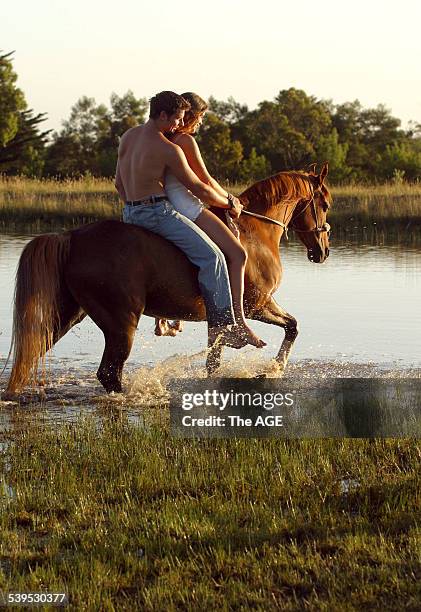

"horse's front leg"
[206, 335, 224, 375]
[251, 298, 298, 372]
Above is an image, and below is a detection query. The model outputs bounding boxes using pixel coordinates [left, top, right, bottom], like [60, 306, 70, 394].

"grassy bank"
[0, 417, 420, 610]
[0, 176, 119, 230]
[1, 176, 420, 235]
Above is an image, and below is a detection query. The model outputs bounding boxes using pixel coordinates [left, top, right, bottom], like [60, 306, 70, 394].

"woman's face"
[189, 112, 205, 134]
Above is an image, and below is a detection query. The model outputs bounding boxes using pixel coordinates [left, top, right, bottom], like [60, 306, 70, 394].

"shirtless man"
[115, 90, 261, 348]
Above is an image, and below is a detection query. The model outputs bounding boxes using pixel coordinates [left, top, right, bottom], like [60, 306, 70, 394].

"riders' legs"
[195, 209, 266, 347]
[125, 202, 235, 327]
[194, 211, 246, 319]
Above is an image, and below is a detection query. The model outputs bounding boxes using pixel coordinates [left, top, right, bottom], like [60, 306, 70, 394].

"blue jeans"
[123, 201, 235, 327]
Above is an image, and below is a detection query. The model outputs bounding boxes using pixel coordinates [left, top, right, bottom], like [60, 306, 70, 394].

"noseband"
[240, 190, 330, 239]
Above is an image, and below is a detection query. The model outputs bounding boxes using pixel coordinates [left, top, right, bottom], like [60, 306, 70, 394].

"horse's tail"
[5, 232, 71, 394]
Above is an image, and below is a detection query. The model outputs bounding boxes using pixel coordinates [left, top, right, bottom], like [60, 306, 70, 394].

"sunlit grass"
[0, 176, 120, 229]
[0, 418, 420, 609]
[0, 176, 420, 232]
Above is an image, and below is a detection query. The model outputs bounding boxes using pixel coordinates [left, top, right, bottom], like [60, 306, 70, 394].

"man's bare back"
[117, 122, 177, 201]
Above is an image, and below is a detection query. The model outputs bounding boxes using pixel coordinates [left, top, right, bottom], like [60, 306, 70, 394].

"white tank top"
[164, 172, 205, 222]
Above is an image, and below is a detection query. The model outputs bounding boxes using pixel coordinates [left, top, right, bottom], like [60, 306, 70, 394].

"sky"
[2, 0, 421, 133]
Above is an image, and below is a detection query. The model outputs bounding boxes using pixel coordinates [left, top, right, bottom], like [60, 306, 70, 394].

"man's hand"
[228, 195, 243, 218]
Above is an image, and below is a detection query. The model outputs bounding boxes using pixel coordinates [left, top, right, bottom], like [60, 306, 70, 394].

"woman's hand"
[228, 194, 243, 218]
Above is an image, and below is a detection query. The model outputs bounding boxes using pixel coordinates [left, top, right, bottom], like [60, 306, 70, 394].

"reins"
[239, 191, 330, 240]
[241, 209, 288, 231]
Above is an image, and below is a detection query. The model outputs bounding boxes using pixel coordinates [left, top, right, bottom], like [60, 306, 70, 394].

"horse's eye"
[322, 202, 329, 212]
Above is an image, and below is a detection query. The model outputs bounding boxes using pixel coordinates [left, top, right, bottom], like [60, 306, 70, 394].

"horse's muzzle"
[307, 247, 329, 263]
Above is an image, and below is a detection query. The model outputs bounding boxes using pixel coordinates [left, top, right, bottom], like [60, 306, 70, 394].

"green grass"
[1, 417, 420, 610]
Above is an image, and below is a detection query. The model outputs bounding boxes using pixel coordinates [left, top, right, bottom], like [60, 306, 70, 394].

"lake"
[1, 230, 420, 365]
[0, 228, 420, 425]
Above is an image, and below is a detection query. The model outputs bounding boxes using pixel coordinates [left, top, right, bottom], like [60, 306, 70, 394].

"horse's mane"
[240, 171, 314, 213]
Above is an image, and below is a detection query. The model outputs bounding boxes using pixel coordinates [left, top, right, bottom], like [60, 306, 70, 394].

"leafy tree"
[238, 147, 271, 183]
[0, 51, 26, 147]
[379, 143, 421, 181]
[236, 100, 314, 171]
[1, 109, 49, 175]
[44, 92, 147, 177]
[275, 88, 332, 148]
[332, 100, 408, 179]
[315, 129, 350, 182]
[208, 96, 249, 124]
[96, 92, 148, 176]
[196, 112, 243, 181]
[0, 51, 50, 175]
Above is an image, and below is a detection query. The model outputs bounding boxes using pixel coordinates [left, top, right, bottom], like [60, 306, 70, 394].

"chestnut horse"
[3, 164, 331, 397]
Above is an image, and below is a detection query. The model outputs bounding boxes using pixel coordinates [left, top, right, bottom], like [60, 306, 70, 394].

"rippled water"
[0, 231, 420, 420]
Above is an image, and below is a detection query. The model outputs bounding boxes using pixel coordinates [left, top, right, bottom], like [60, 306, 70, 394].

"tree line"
[2, 51, 421, 184]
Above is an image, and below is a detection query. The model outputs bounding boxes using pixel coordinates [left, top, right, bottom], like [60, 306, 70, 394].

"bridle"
[240, 188, 331, 240]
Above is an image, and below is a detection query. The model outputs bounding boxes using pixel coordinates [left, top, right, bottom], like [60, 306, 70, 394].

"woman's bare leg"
[195, 209, 266, 348]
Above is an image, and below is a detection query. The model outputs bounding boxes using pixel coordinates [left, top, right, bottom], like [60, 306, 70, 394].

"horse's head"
[290, 163, 331, 263]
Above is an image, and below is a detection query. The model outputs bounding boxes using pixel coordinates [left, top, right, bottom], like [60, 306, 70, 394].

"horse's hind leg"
[53, 302, 86, 345]
[38, 301, 86, 385]
[252, 298, 298, 372]
[68, 288, 141, 393]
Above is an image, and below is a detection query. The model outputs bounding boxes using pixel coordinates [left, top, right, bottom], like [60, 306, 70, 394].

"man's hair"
[149, 91, 190, 119]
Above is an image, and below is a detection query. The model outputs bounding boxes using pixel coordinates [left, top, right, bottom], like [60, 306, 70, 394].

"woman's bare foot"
[237, 323, 267, 348]
[208, 326, 248, 349]
[208, 324, 266, 349]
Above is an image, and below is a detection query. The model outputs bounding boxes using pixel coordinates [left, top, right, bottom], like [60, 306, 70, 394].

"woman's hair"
[178, 92, 208, 133]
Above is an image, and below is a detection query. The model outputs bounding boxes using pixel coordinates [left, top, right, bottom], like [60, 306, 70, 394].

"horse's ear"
[307, 163, 317, 175]
[320, 162, 329, 184]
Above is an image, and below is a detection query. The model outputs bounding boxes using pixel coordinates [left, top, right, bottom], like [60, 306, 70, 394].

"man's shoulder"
[121, 125, 142, 141]
[161, 138, 183, 159]
[118, 126, 141, 151]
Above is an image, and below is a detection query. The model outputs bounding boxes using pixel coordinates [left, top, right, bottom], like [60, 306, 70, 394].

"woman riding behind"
[158, 92, 266, 348]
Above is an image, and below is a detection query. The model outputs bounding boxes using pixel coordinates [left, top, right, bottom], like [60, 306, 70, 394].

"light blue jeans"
[123, 200, 235, 327]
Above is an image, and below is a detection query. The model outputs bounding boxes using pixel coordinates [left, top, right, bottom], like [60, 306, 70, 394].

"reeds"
[0, 176, 120, 230]
[1, 176, 420, 233]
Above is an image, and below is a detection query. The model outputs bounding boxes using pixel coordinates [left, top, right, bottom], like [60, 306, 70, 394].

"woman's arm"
[175, 134, 228, 198]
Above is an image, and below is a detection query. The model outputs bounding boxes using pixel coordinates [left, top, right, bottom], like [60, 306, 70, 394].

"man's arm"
[166, 145, 235, 209]
[114, 159, 127, 202]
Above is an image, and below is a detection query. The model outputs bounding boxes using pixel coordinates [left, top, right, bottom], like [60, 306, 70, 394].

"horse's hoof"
[256, 361, 285, 379]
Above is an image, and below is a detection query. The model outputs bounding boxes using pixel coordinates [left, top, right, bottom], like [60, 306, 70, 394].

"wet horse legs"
[252, 297, 298, 371]
[206, 333, 224, 375]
